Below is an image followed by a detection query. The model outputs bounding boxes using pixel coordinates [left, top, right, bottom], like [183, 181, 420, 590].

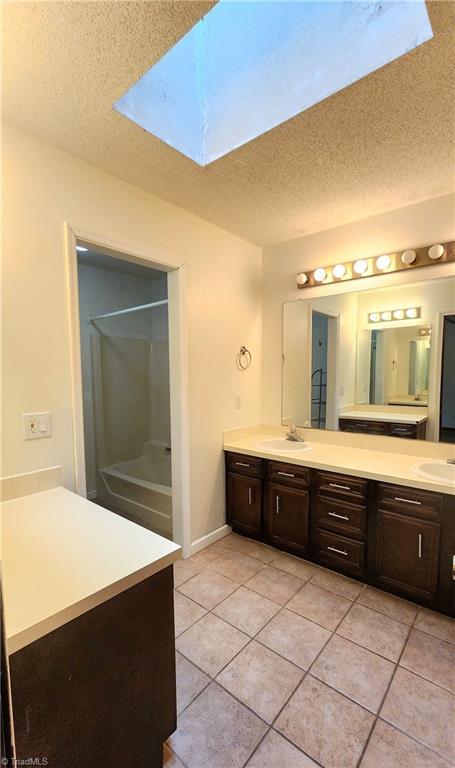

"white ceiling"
[3, 1, 454, 246]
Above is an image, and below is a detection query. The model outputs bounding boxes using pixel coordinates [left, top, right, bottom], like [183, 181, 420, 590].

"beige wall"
[262, 194, 455, 426]
[1, 123, 262, 543]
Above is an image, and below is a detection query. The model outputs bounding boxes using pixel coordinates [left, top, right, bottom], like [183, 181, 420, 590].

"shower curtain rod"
[89, 299, 168, 324]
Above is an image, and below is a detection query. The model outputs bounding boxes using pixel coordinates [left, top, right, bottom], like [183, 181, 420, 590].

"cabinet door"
[267, 483, 309, 555]
[376, 510, 440, 602]
[227, 474, 262, 538]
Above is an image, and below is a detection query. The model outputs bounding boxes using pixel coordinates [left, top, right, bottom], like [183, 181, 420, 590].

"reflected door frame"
[309, 307, 340, 431]
[432, 309, 455, 443]
[64, 222, 191, 556]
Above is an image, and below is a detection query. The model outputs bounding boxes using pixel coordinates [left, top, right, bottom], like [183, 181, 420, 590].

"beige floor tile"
[163, 744, 185, 768]
[257, 608, 330, 670]
[246, 565, 304, 604]
[176, 613, 249, 677]
[357, 586, 418, 625]
[213, 586, 280, 636]
[381, 667, 455, 762]
[360, 719, 452, 768]
[276, 676, 374, 768]
[177, 569, 238, 610]
[216, 640, 303, 724]
[287, 582, 352, 631]
[173, 559, 202, 588]
[337, 604, 409, 662]
[224, 534, 277, 563]
[174, 591, 207, 637]
[270, 552, 318, 581]
[209, 550, 265, 583]
[400, 628, 455, 693]
[311, 634, 394, 713]
[245, 730, 319, 767]
[169, 682, 267, 768]
[415, 608, 455, 645]
[190, 542, 230, 567]
[310, 568, 365, 600]
[175, 652, 210, 714]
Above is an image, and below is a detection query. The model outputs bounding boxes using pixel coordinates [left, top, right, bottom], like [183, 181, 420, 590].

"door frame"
[432, 309, 455, 443]
[309, 308, 340, 430]
[64, 222, 191, 556]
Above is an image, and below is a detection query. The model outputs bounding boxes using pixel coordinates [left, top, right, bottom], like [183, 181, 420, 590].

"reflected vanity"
[282, 275, 455, 443]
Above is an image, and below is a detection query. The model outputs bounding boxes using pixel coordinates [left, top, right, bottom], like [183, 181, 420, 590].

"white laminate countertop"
[1, 487, 181, 654]
[339, 411, 428, 424]
[223, 434, 455, 495]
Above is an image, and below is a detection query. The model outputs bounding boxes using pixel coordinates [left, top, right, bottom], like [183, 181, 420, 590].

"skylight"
[114, 1, 433, 166]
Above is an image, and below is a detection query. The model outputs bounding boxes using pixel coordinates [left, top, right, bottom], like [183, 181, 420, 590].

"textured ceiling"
[2, 1, 454, 246]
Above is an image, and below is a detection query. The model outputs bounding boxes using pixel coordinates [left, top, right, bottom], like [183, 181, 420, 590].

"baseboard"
[190, 523, 232, 556]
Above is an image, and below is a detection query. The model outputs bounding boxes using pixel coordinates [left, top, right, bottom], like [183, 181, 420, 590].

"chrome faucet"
[285, 424, 305, 442]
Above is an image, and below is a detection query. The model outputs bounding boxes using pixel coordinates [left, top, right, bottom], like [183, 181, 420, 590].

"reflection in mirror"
[282, 276, 455, 443]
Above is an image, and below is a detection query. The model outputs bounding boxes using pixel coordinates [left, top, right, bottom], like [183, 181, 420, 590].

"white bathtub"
[98, 442, 172, 537]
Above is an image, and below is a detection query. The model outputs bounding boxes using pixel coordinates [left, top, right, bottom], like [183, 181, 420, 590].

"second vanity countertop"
[223, 432, 455, 496]
[339, 410, 428, 424]
[2, 487, 181, 654]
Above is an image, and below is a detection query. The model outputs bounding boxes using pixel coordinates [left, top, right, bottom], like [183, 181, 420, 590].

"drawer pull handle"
[393, 428, 410, 432]
[277, 471, 295, 478]
[329, 483, 350, 491]
[327, 545, 348, 557]
[328, 511, 350, 521]
[394, 496, 421, 506]
[235, 462, 251, 468]
[276, 495, 281, 515]
[452, 555, 455, 583]
[418, 533, 422, 559]
[248, 487, 254, 506]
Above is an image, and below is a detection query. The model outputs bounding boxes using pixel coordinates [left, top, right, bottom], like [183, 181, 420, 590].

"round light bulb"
[405, 307, 418, 319]
[369, 312, 380, 322]
[313, 268, 326, 282]
[332, 264, 346, 279]
[401, 249, 416, 265]
[428, 244, 444, 260]
[353, 259, 368, 275]
[376, 254, 391, 271]
[296, 272, 308, 286]
[381, 311, 392, 321]
[393, 309, 404, 320]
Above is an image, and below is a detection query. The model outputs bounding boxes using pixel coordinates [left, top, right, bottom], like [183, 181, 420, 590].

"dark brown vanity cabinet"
[339, 418, 427, 440]
[375, 484, 441, 603]
[225, 450, 454, 616]
[226, 453, 264, 538]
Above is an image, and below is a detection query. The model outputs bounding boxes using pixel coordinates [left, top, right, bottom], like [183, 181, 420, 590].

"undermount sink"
[254, 437, 312, 453]
[411, 461, 455, 485]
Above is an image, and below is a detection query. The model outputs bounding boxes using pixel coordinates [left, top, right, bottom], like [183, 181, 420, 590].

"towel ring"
[237, 346, 252, 370]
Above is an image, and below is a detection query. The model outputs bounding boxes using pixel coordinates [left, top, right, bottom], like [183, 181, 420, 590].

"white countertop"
[2, 487, 181, 654]
[223, 434, 455, 495]
[340, 411, 428, 424]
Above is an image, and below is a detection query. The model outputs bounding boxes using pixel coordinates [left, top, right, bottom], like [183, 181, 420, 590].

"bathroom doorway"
[439, 314, 455, 443]
[76, 245, 173, 538]
[311, 311, 338, 430]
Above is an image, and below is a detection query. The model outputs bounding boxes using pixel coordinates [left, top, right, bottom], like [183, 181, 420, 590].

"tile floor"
[165, 533, 455, 768]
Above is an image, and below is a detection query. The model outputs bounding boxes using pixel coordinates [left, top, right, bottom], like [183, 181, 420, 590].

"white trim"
[190, 524, 232, 557]
[63, 222, 191, 557]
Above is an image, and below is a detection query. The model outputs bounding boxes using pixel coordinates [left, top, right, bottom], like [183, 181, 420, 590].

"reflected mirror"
[282, 276, 455, 442]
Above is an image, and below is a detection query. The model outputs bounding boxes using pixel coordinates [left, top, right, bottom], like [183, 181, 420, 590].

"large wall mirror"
[282, 276, 455, 443]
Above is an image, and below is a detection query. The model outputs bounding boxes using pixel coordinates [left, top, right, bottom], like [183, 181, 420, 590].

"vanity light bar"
[296, 240, 454, 289]
[368, 307, 421, 323]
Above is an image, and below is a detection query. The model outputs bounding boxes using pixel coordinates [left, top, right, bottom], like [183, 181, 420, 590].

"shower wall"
[78, 262, 168, 498]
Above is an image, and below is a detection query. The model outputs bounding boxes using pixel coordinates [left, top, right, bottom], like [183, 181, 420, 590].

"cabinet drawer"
[268, 461, 309, 489]
[378, 483, 442, 522]
[389, 423, 417, 438]
[226, 452, 263, 478]
[316, 530, 366, 574]
[339, 418, 388, 435]
[316, 471, 368, 504]
[313, 495, 367, 539]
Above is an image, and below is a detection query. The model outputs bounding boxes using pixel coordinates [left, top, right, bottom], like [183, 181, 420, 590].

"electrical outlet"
[23, 412, 52, 440]
[235, 394, 242, 409]
[340, 385, 345, 397]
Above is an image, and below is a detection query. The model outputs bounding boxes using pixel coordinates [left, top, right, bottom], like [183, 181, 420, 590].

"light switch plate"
[23, 412, 52, 440]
